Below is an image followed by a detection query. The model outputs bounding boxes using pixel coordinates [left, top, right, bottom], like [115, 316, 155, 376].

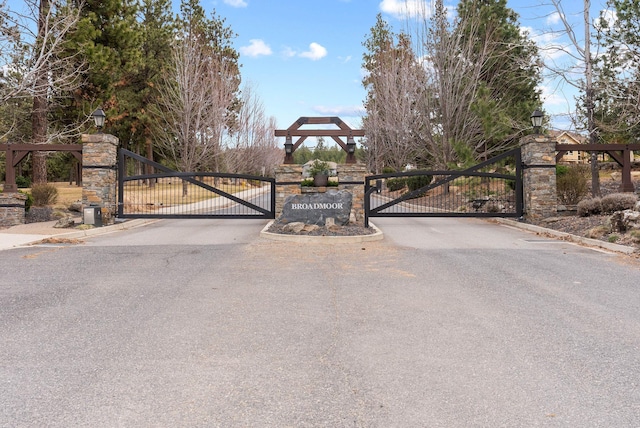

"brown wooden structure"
[556, 143, 640, 192]
[275, 117, 365, 164]
[1, 143, 83, 192]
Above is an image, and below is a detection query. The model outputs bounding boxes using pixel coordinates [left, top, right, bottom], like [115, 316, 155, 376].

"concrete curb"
[260, 220, 384, 243]
[17, 219, 159, 247]
[493, 218, 638, 255]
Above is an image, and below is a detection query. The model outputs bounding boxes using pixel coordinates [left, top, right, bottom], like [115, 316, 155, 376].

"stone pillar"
[0, 193, 27, 227]
[521, 134, 557, 220]
[274, 164, 304, 217]
[82, 133, 118, 225]
[337, 163, 367, 225]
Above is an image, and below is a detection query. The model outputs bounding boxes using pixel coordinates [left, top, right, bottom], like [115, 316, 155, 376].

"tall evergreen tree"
[56, 0, 142, 139]
[455, 0, 541, 155]
[594, 0, 640, 143]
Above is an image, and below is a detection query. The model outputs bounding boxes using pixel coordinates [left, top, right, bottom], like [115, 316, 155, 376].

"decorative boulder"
[611, 209, 640, 232]
[280, 190, 352, 226]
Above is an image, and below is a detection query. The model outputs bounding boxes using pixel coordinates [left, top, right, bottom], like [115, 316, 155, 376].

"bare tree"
[153, 29, 239, 195]
[223, 83, 282, 176]
[363, 0, 540, 171]
[539, 0, 602, 195]
[363, 29, 425, 172]
[1, 0, 86, 183]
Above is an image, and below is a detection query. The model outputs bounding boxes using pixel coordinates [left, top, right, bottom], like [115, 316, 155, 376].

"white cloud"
[312, 105, 366, 117]
[281, 47, 297, 58]
[240, 39, 272, 57]
[379, 0, 431, 19]
[546, 11, 563, 26]
[300, 43, 327, 61]
[224, 0, 248, 7]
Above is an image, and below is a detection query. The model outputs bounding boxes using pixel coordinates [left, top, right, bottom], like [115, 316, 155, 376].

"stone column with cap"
[81, 133, 119, 225]
[521, 134, 557, 220]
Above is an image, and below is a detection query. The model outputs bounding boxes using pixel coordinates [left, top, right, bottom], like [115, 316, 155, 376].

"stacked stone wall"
[274, 163, 368, 226]
[0, 193, 26, 227]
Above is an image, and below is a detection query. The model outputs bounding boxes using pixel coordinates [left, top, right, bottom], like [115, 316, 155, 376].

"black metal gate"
[365, 148, 523, 226]
[117, 149, 275, 219]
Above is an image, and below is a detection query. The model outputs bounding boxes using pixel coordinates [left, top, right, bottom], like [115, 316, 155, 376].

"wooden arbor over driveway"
[556, 143, 640, 192]
[275, 117, 365, 164]
[1, 143, 83, 192]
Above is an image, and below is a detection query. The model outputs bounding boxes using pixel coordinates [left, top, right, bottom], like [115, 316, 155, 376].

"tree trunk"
[146, 136, 155, 188]
[31, 0, 51, 185]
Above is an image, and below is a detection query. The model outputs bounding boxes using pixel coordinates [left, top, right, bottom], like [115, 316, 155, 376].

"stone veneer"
[521, 134, 557, 220]
[81, 133, 119, 225]
[0, 193, 27, 227]
[274, 163, 368, 225]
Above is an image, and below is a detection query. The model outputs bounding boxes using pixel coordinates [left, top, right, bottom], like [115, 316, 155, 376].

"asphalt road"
[1, 217, 640, 427]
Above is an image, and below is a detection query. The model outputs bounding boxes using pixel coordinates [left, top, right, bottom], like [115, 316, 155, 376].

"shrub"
[556, 165, 569, 177]
[556, 164, 589, 205]
[19, 190, 33, 212]
[386, 177, 406, 192]
[577, 198, 602, 217]
[600, 193, 637, 214]
[381, 166, 396, 174]
[16, 175, 31, 188]
[30, 183, 58, 206]
[406, 174, 433, 192]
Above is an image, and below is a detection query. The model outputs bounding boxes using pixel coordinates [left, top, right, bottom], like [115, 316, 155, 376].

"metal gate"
[117, 149, 275, 219]
[365, 148, 523, 226]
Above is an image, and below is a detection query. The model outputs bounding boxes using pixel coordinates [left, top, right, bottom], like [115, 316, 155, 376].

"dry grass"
[6, 179, 250, 212]
[121, 180, 249, 213]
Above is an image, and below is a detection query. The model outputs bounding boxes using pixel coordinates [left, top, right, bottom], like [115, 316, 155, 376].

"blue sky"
[193, 0, 610, 139]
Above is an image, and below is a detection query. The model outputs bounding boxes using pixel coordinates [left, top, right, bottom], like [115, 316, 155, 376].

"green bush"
[382, 166, 396, 174]
[406, 174, 433, 192]
[386, 177, 407, 192]
[556, 164, 589, 205]
[16, 175, 32, 188]
[30, 183, 58, 206]
[556, 165, 569, 177]
[19, 190, 33, 212]
[600, 193, 637, 214]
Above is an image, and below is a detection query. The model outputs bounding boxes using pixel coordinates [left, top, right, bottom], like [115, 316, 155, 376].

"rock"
[610, 209, 640, 232]
[327, 224, 342, 232]
[302, 224, 320, 233]
[68, 201, 83, 212]
[54, 216, 75, 229]
[282, 222, 306, 233]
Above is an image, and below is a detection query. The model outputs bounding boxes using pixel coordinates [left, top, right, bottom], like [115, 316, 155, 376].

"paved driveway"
[1, 217, 639, 427]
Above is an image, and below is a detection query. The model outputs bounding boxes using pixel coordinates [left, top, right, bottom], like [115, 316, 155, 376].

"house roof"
[548, 130, 587, 144]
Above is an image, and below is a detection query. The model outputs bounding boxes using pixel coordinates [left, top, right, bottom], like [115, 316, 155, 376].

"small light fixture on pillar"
[92, 107, 106, 132]
[284, 135, 294, 164]
[346, 134, 356, 164]
[530, 109, 544, 135]
[346, 136, 356, 154]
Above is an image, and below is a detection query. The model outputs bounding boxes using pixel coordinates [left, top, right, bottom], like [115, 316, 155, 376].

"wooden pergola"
[556, 143, 640, 192]
[1, 143, 83, 192]
[274, 117, 365, 164]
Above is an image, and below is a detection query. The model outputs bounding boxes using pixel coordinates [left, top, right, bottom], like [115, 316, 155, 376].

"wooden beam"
[275, 129, 365, 137]
[556, 143, 640, 151]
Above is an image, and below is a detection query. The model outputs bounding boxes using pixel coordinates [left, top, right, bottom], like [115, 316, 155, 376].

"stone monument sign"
[280, 190, 352, 226]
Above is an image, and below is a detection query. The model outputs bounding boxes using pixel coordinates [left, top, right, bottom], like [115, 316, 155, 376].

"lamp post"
[530, 109, 544, 135]
[92, 108, 106, 132]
